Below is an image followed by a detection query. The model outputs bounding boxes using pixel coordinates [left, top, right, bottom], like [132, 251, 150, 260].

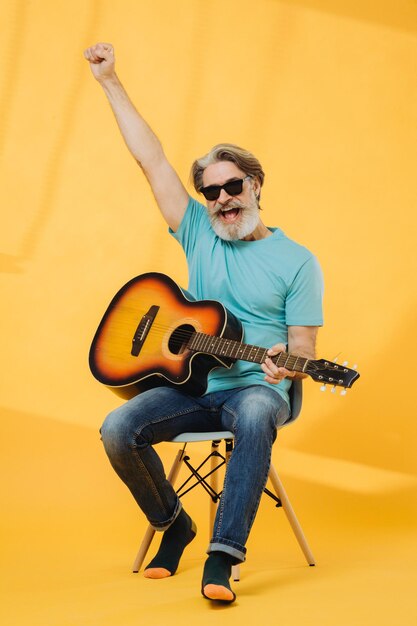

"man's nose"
[217, 188, 233, 204]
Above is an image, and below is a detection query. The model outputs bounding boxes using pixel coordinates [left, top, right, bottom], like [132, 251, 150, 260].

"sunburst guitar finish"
[89, 273, 243, 399]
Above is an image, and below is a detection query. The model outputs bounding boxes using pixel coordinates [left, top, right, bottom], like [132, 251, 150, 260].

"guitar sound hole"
[168, 324, 195, 355]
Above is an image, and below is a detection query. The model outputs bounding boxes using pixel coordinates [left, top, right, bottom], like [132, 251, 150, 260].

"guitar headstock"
[305, 359, 360, 392]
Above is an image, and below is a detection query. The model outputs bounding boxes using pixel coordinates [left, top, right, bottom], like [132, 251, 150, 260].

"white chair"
[132, 381, 315, 579]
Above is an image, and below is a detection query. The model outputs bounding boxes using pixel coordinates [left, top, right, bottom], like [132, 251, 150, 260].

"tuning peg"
[320, 385, 327, 392]
[342, 361, 349, 367]
[341, 388, 347, 396]
[353, 364, 358, 370]
[331, 386, 337, 393]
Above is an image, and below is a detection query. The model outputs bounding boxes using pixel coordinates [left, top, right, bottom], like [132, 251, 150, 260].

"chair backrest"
[288, 380, 303, 421]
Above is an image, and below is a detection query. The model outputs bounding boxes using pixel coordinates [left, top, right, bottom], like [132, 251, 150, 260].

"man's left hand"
[261, 343, 296, 385]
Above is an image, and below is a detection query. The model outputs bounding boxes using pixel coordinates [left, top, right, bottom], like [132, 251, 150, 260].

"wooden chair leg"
[132, 447, 186, 573]
[268, 462, 316, 566]
[132, 524, 156, 574]
[231, 564, 240, 581]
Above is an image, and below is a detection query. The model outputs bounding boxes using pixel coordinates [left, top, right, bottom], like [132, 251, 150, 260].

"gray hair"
[191, 143, 265, 193]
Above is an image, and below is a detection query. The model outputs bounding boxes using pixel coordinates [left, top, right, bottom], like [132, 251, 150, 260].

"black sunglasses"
[200, 176, 252, 201]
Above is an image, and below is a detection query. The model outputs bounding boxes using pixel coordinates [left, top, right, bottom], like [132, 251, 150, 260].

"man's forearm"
[99, 74, 165, 173]
[287, 327, 318, 380]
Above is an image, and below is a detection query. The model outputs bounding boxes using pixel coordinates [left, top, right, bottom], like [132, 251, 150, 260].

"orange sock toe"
[201, 551, 236, 603]
[143, 567, 171, 579]
[203, 583, 235, 603]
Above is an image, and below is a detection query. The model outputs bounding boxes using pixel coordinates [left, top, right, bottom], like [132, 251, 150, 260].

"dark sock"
[201, 551, 236, 603]
[144, 509, 196, 578]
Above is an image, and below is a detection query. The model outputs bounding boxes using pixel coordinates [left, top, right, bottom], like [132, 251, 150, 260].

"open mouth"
[219, 207, 241, 222]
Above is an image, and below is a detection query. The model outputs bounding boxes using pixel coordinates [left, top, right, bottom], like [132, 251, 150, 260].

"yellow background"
[1, 1, 416, 624]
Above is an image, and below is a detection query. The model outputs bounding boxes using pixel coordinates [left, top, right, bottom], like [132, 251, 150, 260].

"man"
[84, 42, 323, 603]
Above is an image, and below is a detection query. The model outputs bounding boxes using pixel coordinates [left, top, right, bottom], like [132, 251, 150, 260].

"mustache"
[212, 199, 245, 214]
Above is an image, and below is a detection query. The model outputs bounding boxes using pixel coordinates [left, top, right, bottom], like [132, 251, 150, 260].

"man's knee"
[100, 402, 154, 460]
[100, 406, 128, 458]
[229, 387, 287, 437]
[100, 402, 148, 460]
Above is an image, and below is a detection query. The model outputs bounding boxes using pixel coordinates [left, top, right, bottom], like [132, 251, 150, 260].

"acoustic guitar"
[89, 272, 360, 399]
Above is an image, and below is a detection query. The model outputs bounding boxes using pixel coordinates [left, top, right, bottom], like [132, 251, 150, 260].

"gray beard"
[208, 198, 260, 241]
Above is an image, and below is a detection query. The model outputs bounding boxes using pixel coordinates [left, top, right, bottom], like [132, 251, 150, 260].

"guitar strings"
[94, 319, 304, 367]
[92, 315, 348, 380]
[102, 319, 230, 344]
[96, 311, 316, 370]
[100, 319, 271, 354]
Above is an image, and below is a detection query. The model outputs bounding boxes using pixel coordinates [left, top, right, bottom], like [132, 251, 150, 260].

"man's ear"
[254, 177, 261, 199]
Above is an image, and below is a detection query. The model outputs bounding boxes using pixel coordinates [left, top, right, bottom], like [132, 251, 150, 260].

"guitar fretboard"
[187, 332, 309, 373]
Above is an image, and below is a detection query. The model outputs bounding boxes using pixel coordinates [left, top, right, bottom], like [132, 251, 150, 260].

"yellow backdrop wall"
[1, 1, 416, 624]
[1, 0, 416, 468]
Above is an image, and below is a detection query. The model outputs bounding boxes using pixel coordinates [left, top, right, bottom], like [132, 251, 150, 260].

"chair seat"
[170, 431, 234, 443]
[169, 381, 302, 445]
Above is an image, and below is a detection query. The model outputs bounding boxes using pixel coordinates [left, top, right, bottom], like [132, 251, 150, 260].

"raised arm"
[83, 42, 189, 231]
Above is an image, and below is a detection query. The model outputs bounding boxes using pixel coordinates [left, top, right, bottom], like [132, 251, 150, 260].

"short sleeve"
[285, 255, 324, 326]
[169, 196, 210, 257]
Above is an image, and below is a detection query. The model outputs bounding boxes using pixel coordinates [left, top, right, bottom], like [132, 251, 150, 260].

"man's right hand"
[84, 42, 115, 82]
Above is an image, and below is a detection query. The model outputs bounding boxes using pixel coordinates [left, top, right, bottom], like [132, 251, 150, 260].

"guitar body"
[89, 273, 243, 399]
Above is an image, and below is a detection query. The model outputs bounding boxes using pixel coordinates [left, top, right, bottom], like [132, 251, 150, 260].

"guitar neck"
[187, 332, 309, 373]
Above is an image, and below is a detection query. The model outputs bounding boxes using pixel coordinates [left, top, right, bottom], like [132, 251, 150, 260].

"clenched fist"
[84, 42, 115, 82]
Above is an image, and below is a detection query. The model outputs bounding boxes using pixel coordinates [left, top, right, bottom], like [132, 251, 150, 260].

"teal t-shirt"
[170, 196, 324, 407]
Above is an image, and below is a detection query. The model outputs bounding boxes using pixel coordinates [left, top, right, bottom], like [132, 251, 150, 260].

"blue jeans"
[100, 385, 290, 564]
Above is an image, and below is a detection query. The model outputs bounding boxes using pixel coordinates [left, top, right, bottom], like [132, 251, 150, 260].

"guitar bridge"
[131, 305, 159, 357]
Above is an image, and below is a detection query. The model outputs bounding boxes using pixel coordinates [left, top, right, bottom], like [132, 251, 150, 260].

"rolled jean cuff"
[150, 498, 182, 532]
[207, 540, 246, 564]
